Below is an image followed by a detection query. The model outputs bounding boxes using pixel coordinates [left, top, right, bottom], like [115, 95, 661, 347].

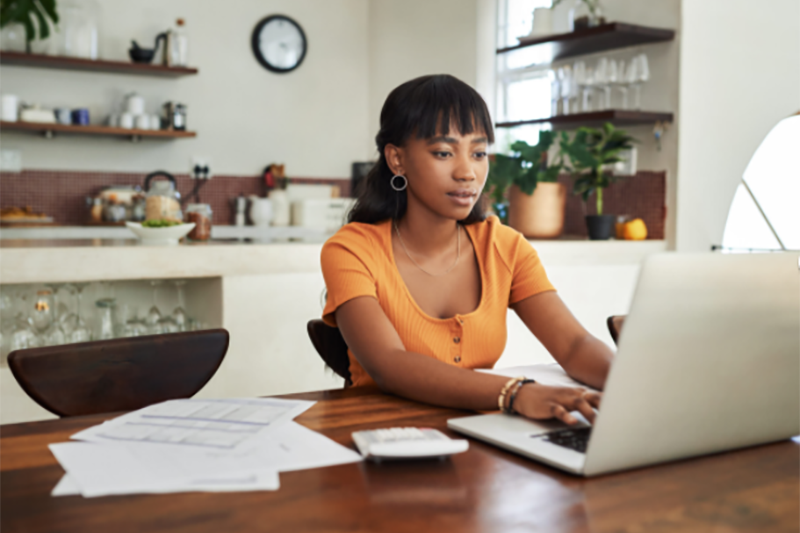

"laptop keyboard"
[538, 427, 592, 453]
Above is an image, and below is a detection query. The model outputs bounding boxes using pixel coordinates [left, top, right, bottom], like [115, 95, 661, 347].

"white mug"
[134, 114, 150, 130]
[119, 113, 134, 129]
[1, 94, 19, 122]
[125, 94, 145, 115]
[149, 114, 161, 130]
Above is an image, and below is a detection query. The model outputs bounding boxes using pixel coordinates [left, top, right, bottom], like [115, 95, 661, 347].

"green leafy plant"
[559, 123, 636, 216]
[0, 0, 59, 44]
[486, 131, 563, 223]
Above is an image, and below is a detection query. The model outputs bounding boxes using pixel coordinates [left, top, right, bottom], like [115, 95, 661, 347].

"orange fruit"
[623, 218, 648, 240]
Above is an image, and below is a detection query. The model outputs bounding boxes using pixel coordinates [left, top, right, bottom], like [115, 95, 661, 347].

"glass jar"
[144, 173, 182, 222]
[186, 204, 212, 241]
[569, 0, 605, 32]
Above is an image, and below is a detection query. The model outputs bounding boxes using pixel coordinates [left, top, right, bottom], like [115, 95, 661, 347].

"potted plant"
[487, 131, 566, 239]
[559, 123, 636, 240]
[0, 0, 60, 52]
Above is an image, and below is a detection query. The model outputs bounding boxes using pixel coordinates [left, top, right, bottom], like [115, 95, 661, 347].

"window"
[496, 0, 554, 148]
[721, 114, 800, 252]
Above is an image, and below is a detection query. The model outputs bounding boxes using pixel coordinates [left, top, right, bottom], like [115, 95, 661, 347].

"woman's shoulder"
[468, 215, 526, 249]
[322, 220, 391, 260]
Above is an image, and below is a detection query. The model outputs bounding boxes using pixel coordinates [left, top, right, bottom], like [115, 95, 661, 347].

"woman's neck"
[396, 201, 459, 256]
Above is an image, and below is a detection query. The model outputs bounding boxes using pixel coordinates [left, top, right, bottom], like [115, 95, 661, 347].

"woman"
[321, 75, 613, 425]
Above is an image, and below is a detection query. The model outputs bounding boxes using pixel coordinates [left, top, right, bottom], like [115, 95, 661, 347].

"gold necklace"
[394, 221, 461, 277]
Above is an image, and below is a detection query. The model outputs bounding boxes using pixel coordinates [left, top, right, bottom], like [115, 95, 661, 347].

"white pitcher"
[248, 196, 273, 227]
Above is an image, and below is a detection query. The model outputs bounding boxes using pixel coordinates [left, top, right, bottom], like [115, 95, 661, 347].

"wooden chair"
[607, 315, 627, 345]
[7, 329, 229, 417]
[307, 319, 352, 387]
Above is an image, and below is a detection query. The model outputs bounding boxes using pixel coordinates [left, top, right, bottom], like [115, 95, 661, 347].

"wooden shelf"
[495, 110, 673, 129]
[0, 51, 198, 77]
[497, 22, 674, 63]
[1, 121, 196, 139]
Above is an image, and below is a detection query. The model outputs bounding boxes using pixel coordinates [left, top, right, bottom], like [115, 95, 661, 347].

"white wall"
[676, 0, 800, 252]
[0, 0, 370, 177]
[366, 0, 497, 157]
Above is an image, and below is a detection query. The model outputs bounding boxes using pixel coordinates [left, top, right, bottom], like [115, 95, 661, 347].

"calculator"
[351, 427, 469, 461]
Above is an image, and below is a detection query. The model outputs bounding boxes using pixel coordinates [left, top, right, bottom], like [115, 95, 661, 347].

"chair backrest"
[8, 329, 229, 417]
[307, 319, 351, 387]
[607, 315, 626, 345]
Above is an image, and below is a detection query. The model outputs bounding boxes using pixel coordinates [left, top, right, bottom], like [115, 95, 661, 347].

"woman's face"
[386, 125, 489, 222]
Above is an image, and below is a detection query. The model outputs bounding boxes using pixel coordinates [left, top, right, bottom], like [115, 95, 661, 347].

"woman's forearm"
[560, 334, 614, 390]
[366, 349, 512, 411]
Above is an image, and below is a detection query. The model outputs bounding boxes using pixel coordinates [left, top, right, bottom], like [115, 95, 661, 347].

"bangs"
[381, 75, 495, 146]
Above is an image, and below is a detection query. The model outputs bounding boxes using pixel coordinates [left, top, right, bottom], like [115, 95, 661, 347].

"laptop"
[448, 252, 800, 477]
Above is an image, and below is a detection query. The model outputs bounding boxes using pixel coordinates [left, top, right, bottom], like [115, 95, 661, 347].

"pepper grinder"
[235, 194, 247, 241]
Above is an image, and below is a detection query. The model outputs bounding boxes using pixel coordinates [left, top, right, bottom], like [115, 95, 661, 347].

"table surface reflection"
[1, 387, 797, 533]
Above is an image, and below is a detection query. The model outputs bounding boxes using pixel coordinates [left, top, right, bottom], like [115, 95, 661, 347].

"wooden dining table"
[2, 387, 798, 533]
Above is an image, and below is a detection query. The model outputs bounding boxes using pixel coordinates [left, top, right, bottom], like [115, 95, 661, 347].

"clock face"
[252, 15, 307, 73]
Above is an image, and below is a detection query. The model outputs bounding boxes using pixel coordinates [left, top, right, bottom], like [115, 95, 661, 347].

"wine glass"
[8, 292, 40, 352]
[622, 58, 639, 110]
[549, 70, 560, 116]
[146, 280, 164, 334]
[121, 306, 149, 337]
[68, 283, 92, 343]
[607, 59, 619, 108]
[633, 54, 650, 110]
[31, 289, 65, 346]
[558, 65, 573, 115]
[594, 57, 609, 111]
[172, 280, 189, 332]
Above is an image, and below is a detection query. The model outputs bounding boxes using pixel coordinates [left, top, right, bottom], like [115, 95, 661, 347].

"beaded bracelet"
[507, 379, 536, 414]
[498, 376, 526, 413]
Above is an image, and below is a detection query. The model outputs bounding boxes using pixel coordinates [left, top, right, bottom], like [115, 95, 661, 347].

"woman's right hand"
[513, 383, 602, 425]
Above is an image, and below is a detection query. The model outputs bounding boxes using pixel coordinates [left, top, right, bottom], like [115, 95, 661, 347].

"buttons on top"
[453, 336, 460, 344]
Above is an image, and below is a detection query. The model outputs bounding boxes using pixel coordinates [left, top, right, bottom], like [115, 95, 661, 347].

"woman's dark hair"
[348, 74, 494, 225]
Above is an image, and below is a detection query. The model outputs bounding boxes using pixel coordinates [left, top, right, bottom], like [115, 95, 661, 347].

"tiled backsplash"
[0, 170, 351, 226]
[559, 171, 666, 239]
[0, 169, 665, 238]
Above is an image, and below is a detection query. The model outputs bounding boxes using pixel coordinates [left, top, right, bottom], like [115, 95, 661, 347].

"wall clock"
[251, 15, 307, 73]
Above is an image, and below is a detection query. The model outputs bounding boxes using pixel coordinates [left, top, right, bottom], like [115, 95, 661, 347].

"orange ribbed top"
[320, 216, 555, 387]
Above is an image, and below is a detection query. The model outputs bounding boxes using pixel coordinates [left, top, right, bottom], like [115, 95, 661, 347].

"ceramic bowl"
[126, 222, 195, 245]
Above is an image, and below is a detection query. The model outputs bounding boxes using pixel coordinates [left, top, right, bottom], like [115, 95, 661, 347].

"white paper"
[50, 442, 281, 497]
[50, 421, 361, 498]
[481, 363, 599, 392]
[51, 474, 81, 497]
[71, 398, 315, 451]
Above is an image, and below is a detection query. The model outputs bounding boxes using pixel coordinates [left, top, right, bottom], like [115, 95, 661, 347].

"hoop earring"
[390, 174, 407, 192]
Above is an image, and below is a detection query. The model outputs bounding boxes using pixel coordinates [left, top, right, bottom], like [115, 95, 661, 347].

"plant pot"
[508, 182, 566, 239]
[585, 214, 616, 240]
